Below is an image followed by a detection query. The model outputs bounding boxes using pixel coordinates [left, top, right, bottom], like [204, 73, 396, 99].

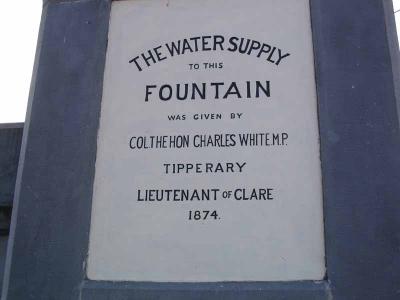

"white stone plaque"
[88, 0, 325, 282]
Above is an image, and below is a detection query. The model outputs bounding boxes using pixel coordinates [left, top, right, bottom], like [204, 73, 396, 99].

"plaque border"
[2, 0, 400, 299]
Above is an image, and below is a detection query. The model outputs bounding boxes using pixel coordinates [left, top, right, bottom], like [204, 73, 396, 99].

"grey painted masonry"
[2, 0, 400, 299]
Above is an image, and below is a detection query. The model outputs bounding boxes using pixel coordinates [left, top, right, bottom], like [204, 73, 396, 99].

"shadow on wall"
[0, 123, 24, 291]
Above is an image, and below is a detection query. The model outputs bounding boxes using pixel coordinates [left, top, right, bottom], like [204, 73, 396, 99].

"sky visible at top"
[0, 1, 399, 123]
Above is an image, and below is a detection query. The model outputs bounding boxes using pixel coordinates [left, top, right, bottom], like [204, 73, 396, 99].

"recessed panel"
[88, 0, 325, 282]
